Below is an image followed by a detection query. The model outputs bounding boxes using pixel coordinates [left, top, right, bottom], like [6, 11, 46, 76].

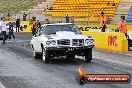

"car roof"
[42, 23, 74, 27]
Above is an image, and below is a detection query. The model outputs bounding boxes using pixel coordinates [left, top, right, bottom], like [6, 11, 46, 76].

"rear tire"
[84, 48, 92, 62]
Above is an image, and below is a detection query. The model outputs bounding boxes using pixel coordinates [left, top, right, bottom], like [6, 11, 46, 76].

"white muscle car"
[30, 23, 94, 63]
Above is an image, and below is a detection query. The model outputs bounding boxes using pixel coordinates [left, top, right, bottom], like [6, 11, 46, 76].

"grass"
[0, 0, 45, 14]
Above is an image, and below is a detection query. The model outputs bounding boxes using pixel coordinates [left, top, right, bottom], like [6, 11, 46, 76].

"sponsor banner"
[78, 25, 132, 31]
[76, 67, 131, 85]
[5, 21, 31, 32]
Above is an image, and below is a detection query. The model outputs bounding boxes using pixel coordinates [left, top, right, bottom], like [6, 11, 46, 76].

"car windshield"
[42, 24, 81, 35]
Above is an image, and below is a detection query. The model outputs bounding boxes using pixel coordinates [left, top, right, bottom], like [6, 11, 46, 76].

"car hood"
[44, 31, 89, 40]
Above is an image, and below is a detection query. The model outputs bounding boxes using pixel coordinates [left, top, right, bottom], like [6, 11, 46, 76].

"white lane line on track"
[0, 82, 6, 88]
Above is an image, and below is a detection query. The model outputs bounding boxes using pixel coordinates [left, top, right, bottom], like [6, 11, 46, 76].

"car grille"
[57, 39, 70, 46]
[72, 39, 84, 46]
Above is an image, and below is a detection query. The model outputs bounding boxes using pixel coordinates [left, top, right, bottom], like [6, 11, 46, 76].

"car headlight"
[90, 39, 94, 43]
[46, 40, 56, 45]
[85, 39, 90, 43]
[51, 40, 56, 45]
[85, 39, 94, 44]
[46, 41, 51, 45]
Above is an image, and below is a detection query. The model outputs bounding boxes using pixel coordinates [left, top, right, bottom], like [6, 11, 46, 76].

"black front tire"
[84, 48, 92, 62]
[32, 45, 42, 59]
[34, 51, 42, 59]
[42, 48, 50, 63]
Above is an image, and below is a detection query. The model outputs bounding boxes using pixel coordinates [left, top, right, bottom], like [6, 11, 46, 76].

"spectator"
[7, 13, 10, 17]
[37, 20, 41, 28]
[23, 12, 27, 21]
[0, 17, 8, 45]
[107, 16, 111, 24]
[65, 14, 69, 23]
[31, 17, 37, 36]
[69, 16, 74, 23]
[47, 5, 49, 10]
[100, 12, 107, 32]
[6, 13, 11, 21]
[106, 2, 110, 6]
[118, 16, 127, 37]
[8, 22, 15, 39]
[112, 2, 116, 6]
[45, 19, 50, 24]
[49, 5, 53, 10]
[31, 16, 36, 21]
[35, 20, 41, 34]
[16, 17, 20, 32]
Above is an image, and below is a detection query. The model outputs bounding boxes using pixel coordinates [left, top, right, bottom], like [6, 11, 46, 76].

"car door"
[36, 29, 43, 52]
[32, 28, 42, 52]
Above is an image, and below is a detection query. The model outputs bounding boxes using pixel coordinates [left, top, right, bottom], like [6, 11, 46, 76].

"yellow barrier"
[82, 31, 128, 53]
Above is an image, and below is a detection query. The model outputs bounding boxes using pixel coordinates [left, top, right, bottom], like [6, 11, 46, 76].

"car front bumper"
[46, 45, 94, 51]
[45, 45, 94, 56]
